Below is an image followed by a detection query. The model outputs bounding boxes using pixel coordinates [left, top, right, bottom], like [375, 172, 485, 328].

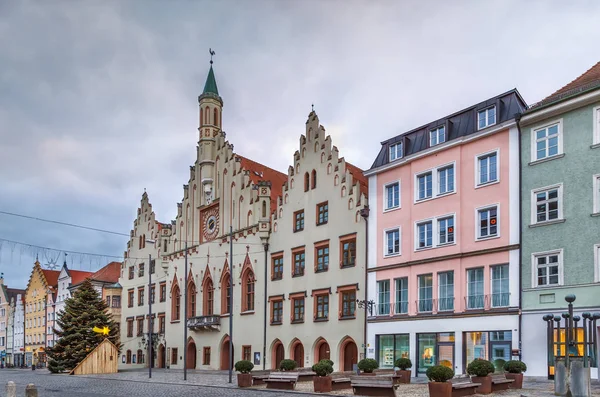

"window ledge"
[528, 153, 565, 166]
[529, 219, 566, 228]
[270, 321, 282, 326]
[341, 263, 356, 269]
[291, 319, 304, 324]
[475, 235, 500, 242]
[316, 221, 328, 226]
[532, 284, 563, 290]
[384, 253, 401, 258]
[170, 320, 181, 324]
[240, 310, 255, 316]
[591, 143, 600, 149]
[315, 269, 329, 274]
[293, 229, 304, 233]
[591, 212, 600, 218]
[383, 206, 401, 214]
[314, 318, 329, 323]
[220, 313, 230, 317]
[475, 180, 500, 190]
[292, 273, 305, 278]
[271, 277, 283, 281]
[339, 315, 356, 321]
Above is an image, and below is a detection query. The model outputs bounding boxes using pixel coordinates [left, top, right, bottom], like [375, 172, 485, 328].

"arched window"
[302, 147, 306, 158]
[187, 280, 196, 318]
[321, 153, 325, 163]
[137, 349, 144, 364]
[290, 178, 294, 189]
[311, 170, 317, 189]
[203, 278, 214, 315]
[126, 350, 132, 364]
[215, 108, 219, 127]
[205, 107, 210, 124]
[139, 236, 142, 250]
[279, 208, 283, 218]
[295, 164, 299, 174]
[243, 271, 255, 312]
[341, 186, 347, 197]
[314, 142, 319, 152]
[348, 198, 354, 209]
[171, 284, 180, 321]
[262, 201, 267, 218]
[285, 194, 288, 204]
[334, 175, 339, 186]
[327, 163, 332, 174]
[273, 222, 278, 232]
[247, 210, 253, 226]
[200, 107, 203, 125]
[304, 173, 309, 192]
[221, 275, 231, 314]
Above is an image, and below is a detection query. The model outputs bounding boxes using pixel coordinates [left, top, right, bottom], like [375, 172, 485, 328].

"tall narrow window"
[293, 298, 304, 322]
[243, 271, 255, 312]
[430, 126, 446, 146]
[341, 237, 356, 268]
[438, 216, 454, 245]
[377, 280, 390, 315]
[203, 279, 214, 315]
[213, 108, 218, 127]
[385, 182, 400, 210]
[417, 172, 433, 200]
[477, 206, 498, 239]
[172, 285, 180, 321]
[271, 300, 283, 324]
[438, 272, 454, 311]
[491, 264, 509, 307]
[417, 221, 433, 249]
[294, 210, 305, 232]
[478, 106, 496, 130]
[478, 152, 498, 185]
[389, 142, 403, 161]
[594, 175, 600, 214]
[272, 255, 283, 280]
[394, 277, 408, 314]
[341, 290, 356, 317]
[315, 294, 329, 320]
[293, 250, 305, 277]
[315, 245, 329, 272]
[304, 173, 309, 192]
[438, 165, 454, 195]
[533, 123, 560, 161]
[385, 228, 400, 256]
[317, 202, 328, 225]
[311, 170, 317, 189]
[467, 268, 484, 309]
[187, 281, 196, 318]
[418, 274, 433, 312]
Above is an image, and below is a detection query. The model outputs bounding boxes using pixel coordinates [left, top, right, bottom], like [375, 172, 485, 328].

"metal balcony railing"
[490, 292, 510, 308]
[417, 299, 433, 313]
[466, 295, 485, 310]
[394, 301, 409, 315]
[187, 315, 221, 331]
[438, 297, 455, 312]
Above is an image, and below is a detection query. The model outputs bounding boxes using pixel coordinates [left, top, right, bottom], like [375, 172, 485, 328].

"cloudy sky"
[1, 0, 599, 287]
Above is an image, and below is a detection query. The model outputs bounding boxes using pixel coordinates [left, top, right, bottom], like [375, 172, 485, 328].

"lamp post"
[359, 206, 370, 361]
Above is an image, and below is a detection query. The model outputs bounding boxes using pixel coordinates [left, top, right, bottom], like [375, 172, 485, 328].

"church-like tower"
[197, 56, 223, 206]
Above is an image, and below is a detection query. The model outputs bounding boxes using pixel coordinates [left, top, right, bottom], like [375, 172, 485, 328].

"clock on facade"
[202, 207, 219, 241]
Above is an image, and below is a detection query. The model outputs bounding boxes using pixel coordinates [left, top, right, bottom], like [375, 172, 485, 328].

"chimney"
[0, 272, 3, 285]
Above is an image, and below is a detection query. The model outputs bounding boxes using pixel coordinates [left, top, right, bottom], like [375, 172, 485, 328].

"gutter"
[515, 112, 523, 362]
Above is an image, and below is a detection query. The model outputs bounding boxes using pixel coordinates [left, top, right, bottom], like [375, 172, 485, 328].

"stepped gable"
[345, 161, 368, 197]
[531, 61, 600, 109]
[237, 155, 287, 213]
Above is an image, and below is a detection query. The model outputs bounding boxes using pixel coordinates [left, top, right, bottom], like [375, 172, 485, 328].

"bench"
[251, 370, 271, 386]
[297, 370, 317, 382]
[376, 373, 403, 385]
[491, 373, 514, 391]
[264, 372, 299, 390]
[351, 376, 398, 397]
[450, 376, 480, 397]
[331, 377, 351, 391]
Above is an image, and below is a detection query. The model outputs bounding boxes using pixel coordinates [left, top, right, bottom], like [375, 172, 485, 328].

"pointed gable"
[532, 61, 600, 109]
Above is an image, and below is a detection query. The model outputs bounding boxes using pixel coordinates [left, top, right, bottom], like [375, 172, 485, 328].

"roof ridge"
[545, 61, 600, 100]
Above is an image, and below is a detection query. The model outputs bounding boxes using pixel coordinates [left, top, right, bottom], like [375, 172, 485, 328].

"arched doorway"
[342, 339, 358, 372]
[158, 344, 165, 368]
[187, 339, 197, 369]
[318, 341, 330, 362]
[292, 340, 304, 369]
[272, 340, 285, 370]
[220, 336, 234, 370]
[126, 350, 132, 364]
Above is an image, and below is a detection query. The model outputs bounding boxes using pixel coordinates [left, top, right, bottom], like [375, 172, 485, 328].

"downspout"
[262, 241, 268, 370]
[515, 112, 523, 362]
[360, 206, 370, 360]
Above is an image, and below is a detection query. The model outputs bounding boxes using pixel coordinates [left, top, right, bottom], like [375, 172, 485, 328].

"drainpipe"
[515, 112, 523, 362]
[360, 206, 370, 361]
[262, 241, 268, 370]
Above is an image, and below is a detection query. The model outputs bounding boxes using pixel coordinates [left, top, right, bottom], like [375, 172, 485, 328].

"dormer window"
[478, 106, 496, 130]
[429, 126, 445, 147]
[389, 142, 403, 161]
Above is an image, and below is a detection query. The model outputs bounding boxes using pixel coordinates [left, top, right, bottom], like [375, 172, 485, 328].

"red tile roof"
[345, 162, 368, 198]
[41, 269, 60, 287]
[237, 155, 288, 214]
[69, 270, 94, 286]
[91, 261, 121, 284]
[532, 61, 600, 108]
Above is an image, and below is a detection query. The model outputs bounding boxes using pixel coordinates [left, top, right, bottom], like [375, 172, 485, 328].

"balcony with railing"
[187, 315, 221, 331]
[437, 297, 455, 312]
[465, 293, 511, 310]
[417, 299, 433, 313]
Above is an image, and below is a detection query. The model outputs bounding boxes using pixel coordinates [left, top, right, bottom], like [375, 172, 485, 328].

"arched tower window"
[334, 175, 339, 186]
[314, 142, 319, 152]
[221, 274, 231, 314]
[214, 108, 219, 127]
[171, 284, 180, 321]
[321, 153, 325, 163]
[242, 270, 255, 312]
[311, 170, 317, 190]
[205, 107, 210, 125]
[341, 186, 347, 197]
[187, 279, 196, 318]
[262, 200, 267, 218]
[203, 278, 214, 315]
[304, 173, 309, 192]
[200, 107, 203, 126]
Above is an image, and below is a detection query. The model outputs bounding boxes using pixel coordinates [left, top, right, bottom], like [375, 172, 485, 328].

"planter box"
[313, 376, 332, 393]
[428, 382, 452, 397]
[471, 376, 492, 394]
[237, 373, 252, 388]
[395, 369, 411, 384]
[505, 373, 523, 389]
[360, 372, 377, 376]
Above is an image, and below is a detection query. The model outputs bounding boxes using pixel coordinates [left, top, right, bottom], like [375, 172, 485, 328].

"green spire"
[203, 65, 219, 96]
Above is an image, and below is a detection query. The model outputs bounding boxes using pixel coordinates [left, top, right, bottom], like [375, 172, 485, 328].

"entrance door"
[220, 340, 234, 370]
[275, 343, 285, 369]
[187, 341, 197, 369]
[343, 341, 358, 371]
[318, 342, 330, 361]
[293, 343, 304, 369]
[158, 345, 165, 368]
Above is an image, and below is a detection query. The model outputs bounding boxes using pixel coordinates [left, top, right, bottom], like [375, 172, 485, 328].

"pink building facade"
[365, 90, 527, 376]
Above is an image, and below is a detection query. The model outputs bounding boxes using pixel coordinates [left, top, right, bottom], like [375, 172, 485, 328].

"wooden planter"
[505, 373, 523, 389]
[395, 369, 411, 384]
[237, 373, 252, 388]
[361, 372, 376, 376]
[428, 382, 452, 397]
[471, 376, 492, 394]
[313, 376, 332, 393]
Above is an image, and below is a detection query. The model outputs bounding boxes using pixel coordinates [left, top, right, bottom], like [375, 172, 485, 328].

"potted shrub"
[357, 358, 378, 375]
[503, 360, 527, 389]
[425, 365, 454, 397]
[234, 360, 254, 388]
[394, 357, 412, 384]
[312, 359, 334, 393]
[279, 358, 298, 372]
[466, 359, 495, 394]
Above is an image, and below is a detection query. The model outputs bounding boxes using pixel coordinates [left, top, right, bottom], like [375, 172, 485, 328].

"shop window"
[376, 334, 409, 369]
[417, 333, 455, 374]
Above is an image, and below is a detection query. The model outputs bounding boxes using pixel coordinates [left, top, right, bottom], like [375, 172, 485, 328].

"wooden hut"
[70, 339, 119, 375]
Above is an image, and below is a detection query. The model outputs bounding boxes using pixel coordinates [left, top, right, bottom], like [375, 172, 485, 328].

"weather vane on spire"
[209, 48, 216, 65]
[311, 103, 314, 112]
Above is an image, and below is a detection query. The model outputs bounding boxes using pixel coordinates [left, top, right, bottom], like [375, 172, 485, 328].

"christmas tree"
[47, 278, 120, 373]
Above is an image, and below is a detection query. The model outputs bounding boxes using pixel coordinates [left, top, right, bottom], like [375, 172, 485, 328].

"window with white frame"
[389, 142, 403, 161]
[478, 106, 496, 130]
[477, 151, 498, 186]
[415, 163, 455, 202]
[533, 122, 561, 161]
[385, 182, 400, 210]
[385, 228, 400, 256]
[438, 216, 455, 245]
[418, 274, 433, 312]
[438, 165, 455, 194]
[477, 206, 498, 239]
[594, 174, 600, 214]
[595, 244, 600, 282]
[430, 126, 446, 146]
[394, 277, 408, 314]
[534, 251, 562, 287]
[414, 214, 456, 250]
[416, 221, 433, 249]
[467, 267, 484, 309]
[491, 264, 509, 307]
[438, 271, 454, 311]
[377, 280, 390, 315]
[416, 172, 433, 200]
[531, 185, 562, 224]
[594, 106, 600, 145]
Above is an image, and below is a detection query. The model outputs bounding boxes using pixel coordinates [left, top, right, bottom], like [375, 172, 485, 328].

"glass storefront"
[376, 334, 409, 369]
[417, 332, 455, 373]
[464, 331, 511, 371]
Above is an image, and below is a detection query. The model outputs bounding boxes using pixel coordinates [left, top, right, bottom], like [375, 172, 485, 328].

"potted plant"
[357, 358, 378, 375]
[466, 359, 495, 394]
[503, 360, 527, 389]
[425, 365, 454, 397]
[234, 360, 254, 388]
[394, 357, 412, 384]
[279, 358, 298, 372]
[312, 359, 334, 393]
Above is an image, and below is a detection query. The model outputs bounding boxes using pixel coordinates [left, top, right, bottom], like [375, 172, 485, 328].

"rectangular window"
[478, 106, 496, 130]
[315, 245, 329, 272]
[417, 172, 433, 200]
[417, 221, 433, 249]
[106, 296, 111, 307]
[315, 294, 329, 320]
[491, 264, 509, 307]
[535, 251, 562, 287]
[171, 348, 178, 365]
[294, 210, 305, 232]
[341, 290, 356, 318]
[376, 334, 410, 369]
[595, 106, 600, 145]
[438, 165, 454, 195]
[341, 237, 356, 268]
[138, 263, 145, 278]
[138, 288, 145, 306]
[478, 151, 498, 186]
[128, 290, 134, 308]
[243, 346, 251, 362]
[150, 285, 156, 304]
[293, 297, 304, 322]
[112, 296, 121, 308]
[477, 206, 498, 239]
[272, 255, 283, 280]
[137, 318, 144, 336]
[127, 319, 133, 337]
[389, 142, 403, 161]
[394, 277, 408, 314]
[438, 271, 454, 312]
[377, 280, 390, 315]
[467, 268, 484, 309]
[385, 228, 400, 256]
[203, 347, 211, 365]
[385, 182, 400, 210]
[317, 202, 329, 225]
[533, 122, 561, 161]
[438, 217, 454, 245]
[159, 282, 166, 302]
[150, 259, 155, 274]
[418, 274, 433, 312]
[271, 300, 283, 324]
[464, 331, 512, 369]
[532, 185, 562, 223]
[128, 267, 134, 280]
[293, 250, 305, 276]
[159, 315, 166, 334]
[430, 126, 446, 146]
